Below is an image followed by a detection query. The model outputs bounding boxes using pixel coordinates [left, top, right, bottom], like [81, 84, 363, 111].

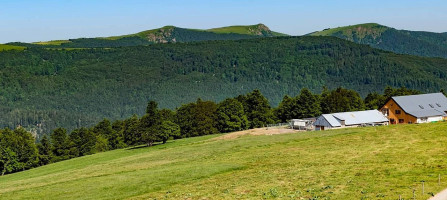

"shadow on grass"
[125, 141, 174, 150]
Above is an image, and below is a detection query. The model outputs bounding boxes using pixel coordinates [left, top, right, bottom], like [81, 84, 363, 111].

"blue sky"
[1, 0, 446, 43]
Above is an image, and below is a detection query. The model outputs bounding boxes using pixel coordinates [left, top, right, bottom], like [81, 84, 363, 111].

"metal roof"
[392, 93, 447, 118]
[319, 110, 388, 127]
[322, 114, 342, 127]
[291, 119, 312, 122]
[332, 110, 389, 125]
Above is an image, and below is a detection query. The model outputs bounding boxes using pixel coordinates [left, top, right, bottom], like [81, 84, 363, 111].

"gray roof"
[317, 110, 388, 127]
[321, 114, 342, 127]
[392, 93, 447, 118]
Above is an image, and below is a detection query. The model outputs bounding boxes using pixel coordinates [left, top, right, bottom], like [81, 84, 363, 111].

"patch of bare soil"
[212, 127, 304, 140]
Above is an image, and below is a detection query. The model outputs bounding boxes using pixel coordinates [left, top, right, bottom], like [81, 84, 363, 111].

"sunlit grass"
[33, 40, 71, 45]
[1, 123, 446, 199]
[0, 44, 25, 51]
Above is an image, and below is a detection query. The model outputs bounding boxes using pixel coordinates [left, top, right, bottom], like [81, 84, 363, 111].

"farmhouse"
[380, 93, 447, 124]
[314, 110, 388, 130]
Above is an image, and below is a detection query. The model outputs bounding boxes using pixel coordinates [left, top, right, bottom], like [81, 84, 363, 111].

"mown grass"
[1, 123, 447, 199]
[0, 44, 25, 51]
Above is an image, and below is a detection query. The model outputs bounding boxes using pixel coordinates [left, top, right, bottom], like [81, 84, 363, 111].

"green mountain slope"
[1, 36, 447, 134]
[309, 23, 447, 58]
[207, 23, 287, 36]
[7, 24, 287, 48]
[1, 123, 447, 199]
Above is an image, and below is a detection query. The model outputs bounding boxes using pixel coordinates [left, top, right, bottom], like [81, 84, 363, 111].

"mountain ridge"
[309, 23, 447, 58]
[5, 24, 287, 48]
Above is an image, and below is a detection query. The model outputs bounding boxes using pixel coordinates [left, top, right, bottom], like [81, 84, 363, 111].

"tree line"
[1, 86, 438, 176]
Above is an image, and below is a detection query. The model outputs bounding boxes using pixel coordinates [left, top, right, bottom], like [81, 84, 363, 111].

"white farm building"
[314, 110, 389, 130]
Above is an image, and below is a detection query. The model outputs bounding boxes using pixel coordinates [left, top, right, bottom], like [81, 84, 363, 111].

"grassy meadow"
[0, 44, 25, 51]
[1, 123, 447, 199]
[32, 40, 71, 45]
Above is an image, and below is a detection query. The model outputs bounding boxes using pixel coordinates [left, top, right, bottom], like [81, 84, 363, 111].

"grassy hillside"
[207, 23, 288, 36]
[7, 24, 287, 48]
[33, 40, 71, 45]
[0, 44, 25, 51]
[310, 23, 447, 58]
[1, 36, 447, 135]
[1, 123, 447, 199]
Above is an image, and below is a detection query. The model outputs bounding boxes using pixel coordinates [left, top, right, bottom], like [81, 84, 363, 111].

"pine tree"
[37, 135, 53, 165]
[274, 95, 295, 122]
[50, 128, 71, 161]
[239, 90, 275, 128]
[69, 128, 96, 156]
[296, 88, 322, 118]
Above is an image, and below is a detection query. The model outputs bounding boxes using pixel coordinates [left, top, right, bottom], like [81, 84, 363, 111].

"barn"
[314, 110, 389, 130]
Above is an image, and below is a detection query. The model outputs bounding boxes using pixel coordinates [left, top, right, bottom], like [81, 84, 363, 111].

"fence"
[265, 123, 290, 129]
[396, 173, 443, 200]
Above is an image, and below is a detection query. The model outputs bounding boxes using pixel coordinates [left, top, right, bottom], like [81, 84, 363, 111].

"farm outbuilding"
[290, 119, 314, 130]
[314, 110, 389, 130]
[380, 93, 447, 124]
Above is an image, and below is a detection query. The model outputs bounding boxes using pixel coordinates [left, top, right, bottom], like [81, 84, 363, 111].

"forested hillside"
[1, 36, 447, 135]
[310, 23, 447, 58]
[6, 24, 284, 48]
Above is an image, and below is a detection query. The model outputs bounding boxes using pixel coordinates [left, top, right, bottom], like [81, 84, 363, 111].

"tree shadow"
[125, 142, 164, 150]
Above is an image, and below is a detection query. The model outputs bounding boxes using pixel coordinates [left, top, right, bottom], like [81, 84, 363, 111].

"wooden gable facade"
[380, 99, 417, 124]
[380, 93, 447, 124]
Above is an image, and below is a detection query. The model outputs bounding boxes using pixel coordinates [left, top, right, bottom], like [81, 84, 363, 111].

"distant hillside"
[207, 23, 287, 36]
[1, 36, 447, 134]
[0, 44, 25, 51]
[7, 24, 287, 48]
[309, 23, 447, 58]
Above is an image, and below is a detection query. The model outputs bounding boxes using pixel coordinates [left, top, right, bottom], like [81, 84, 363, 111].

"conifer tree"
[50, 128, 71, 161]
[238, 90, 275, 128]
[37, 135, 53, 165]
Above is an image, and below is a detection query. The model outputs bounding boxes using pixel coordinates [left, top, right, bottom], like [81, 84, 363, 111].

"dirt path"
[429, 188, 447, 200]
[212, 127, 305, 140]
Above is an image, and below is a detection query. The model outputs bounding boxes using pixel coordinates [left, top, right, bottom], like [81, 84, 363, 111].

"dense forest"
[310, 23, 447, 58]
[1, 86, 435, 176]
[1, 36, 447, 135]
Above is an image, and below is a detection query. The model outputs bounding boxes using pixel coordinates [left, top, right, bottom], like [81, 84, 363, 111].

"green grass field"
[0, 44, 25, 51]
[1, 123, 447, 199]
[32, 40, 71, 45]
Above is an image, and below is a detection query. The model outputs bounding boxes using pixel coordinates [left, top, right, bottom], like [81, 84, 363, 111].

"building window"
[395, 110, 401, 114]
[390, 118, 395, 124]
[399, 119, 404, 123]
